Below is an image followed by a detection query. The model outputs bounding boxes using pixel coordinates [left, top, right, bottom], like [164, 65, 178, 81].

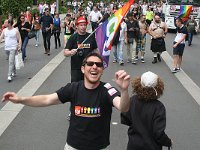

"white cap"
[141, 71, 158, 88]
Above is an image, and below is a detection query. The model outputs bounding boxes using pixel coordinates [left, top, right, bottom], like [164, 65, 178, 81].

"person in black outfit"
[126, 13, 140, 64]
[14, 14, 31, 61]
[2, 52, 131, 150]
[121, 71, 172, 150]
[39, 8, 53, 55]
[64, 16, 98, 82]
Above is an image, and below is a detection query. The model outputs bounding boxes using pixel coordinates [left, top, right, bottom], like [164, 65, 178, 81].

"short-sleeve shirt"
[89, 11, 102, 22]
[56, 81, 120, 150]
[39, 15, 53, 32]
[65, 32, 98, 70]
[174, 25, 188, 44]
[15, 22, 31, 39]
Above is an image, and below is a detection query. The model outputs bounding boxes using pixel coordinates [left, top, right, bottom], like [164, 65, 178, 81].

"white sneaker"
[11, 73, 16, 77]
[7, 76, 12, 82]
[35, 44, 38, 47]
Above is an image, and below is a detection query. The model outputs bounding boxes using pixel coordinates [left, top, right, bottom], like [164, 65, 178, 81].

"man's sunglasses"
[85, 61, 103, 67]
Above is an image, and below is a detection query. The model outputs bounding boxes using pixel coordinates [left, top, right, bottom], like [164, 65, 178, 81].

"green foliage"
[37, 0, 52, 5]
[59, 6, 67, 14]
[31, 8, 39, 15]
[1, 0, 33, 18]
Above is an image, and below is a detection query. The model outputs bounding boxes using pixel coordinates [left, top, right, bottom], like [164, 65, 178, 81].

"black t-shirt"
[39, 15, 53, 32]
[176, 25, 188, 42]
[126, 20, 139, 38]
[176, 25, 188, 34]
[65, 32, 98, 70]
[15, 22, 31, 39]
[56, 81, 120, 150]
[121, 95, 171, 150]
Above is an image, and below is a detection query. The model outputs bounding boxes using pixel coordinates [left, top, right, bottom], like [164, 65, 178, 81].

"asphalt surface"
[0, 29, 200, 149]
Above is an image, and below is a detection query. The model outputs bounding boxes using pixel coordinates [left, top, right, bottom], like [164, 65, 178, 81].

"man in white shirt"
[0, 19, 22, 82]
[142, 2, 148, 15]
[38, 2, 44, 16]
[50, 2, 56, 18]
[88, 6, 103, 31]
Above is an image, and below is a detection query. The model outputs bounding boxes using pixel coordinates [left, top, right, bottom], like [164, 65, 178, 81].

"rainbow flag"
[96, 0, 134, 68]
[178, 5, 193, 22]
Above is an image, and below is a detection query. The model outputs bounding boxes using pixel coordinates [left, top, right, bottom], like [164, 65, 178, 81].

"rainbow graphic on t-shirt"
[75, 106, 101, 117]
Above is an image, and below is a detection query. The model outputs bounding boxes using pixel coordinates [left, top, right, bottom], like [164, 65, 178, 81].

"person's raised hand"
[114, 70, 130, 91]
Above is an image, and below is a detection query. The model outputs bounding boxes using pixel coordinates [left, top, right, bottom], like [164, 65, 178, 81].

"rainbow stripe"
[178, 5, 192, 22]
[96, 0, 134, 68]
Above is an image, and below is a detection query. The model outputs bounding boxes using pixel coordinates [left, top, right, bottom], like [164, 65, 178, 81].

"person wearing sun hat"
[121, 71, 173, 150]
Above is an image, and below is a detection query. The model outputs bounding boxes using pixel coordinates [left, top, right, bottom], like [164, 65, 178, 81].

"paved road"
[0, 29, 200, 149]
[0, 14, 66, 109]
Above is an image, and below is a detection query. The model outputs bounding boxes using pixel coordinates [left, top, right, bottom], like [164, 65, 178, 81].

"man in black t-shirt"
[64, 16, 98, 82]
[126, 13, 139, 64]
[39, 8, 53, 55]
[2, 52, 131, 150]
[172, 18, 187, 73]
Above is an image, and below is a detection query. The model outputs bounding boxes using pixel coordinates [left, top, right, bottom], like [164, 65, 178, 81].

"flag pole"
[76, 27, 98, 51]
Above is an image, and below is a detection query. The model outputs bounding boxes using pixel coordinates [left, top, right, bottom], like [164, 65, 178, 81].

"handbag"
[15, 51, 24, 70]
[28, 30, 36, 39]
[33, 22, 41, 30]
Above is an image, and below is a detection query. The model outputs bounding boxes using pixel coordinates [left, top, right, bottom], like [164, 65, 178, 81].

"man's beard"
[155, 20, 160, 23]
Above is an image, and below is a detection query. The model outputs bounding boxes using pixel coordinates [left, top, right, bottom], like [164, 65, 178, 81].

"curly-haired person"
[121, 71, 172, 150]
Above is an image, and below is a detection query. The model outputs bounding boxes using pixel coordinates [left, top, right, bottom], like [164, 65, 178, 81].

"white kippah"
[141, 71, 158, 88]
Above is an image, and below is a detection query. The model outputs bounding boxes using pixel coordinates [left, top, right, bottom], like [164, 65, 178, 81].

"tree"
[1, 0, 32, 18]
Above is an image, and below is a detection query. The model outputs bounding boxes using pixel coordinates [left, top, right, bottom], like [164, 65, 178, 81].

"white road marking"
[0, 50, 65, 137]
[162, 51, 200, 105]
[112, 122, 118, 125]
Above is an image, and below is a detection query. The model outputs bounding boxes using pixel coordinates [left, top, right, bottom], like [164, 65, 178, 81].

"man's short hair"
[154, 13, 161, 18]
[44, 8, 49, 12]
[176, 17, 183, 24]
[127, 12, 133, 18]
[82, 52, 103, 66]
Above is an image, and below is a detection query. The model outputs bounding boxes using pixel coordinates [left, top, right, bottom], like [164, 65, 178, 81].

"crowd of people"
[0, 1, 199, 149]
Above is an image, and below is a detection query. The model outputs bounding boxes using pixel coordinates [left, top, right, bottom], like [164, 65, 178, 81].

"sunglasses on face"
[85, 61, 104, 68]
[21, 18, 25, 19]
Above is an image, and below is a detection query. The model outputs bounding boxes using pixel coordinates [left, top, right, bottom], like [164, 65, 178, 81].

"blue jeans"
[35, 30, 40, 45]
[188, 32, 193, 45]
[22, 36, 29, 61]
[112, 40, 124, 62]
